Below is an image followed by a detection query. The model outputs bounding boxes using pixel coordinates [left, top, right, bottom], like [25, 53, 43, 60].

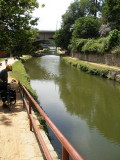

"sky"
[32, 0, 74, 31]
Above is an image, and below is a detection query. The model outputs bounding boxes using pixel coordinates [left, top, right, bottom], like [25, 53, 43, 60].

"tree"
[54, 0, 104, 52]
[62, 0, 86, 29]
[102, 0, 120, 30]
[0, 0, 39, 56]
[72, 16, 101, 39]
[80, 0, 104, 17]
[12, 28, 40, 56]
[54, 0, 86, 52]
[88, 0, 100, 17]
[53, 29, 72, 51]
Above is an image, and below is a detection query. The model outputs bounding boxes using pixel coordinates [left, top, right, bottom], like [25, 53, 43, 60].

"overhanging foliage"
[0, 0, 40, 56]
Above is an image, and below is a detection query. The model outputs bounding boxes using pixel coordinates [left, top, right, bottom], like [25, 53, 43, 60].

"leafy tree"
[61, 0, 103, 30]
[0, 0, 39, 56]
[54, 0, 104, 52]
[102, 0, 120, 30]
[54, 0, 87, 52]
[72, 16, 101, 39]
[53, 29, 72, 51]
[12, 28, 40, 56]
[88, 0, 102, 17]
[62, 0, 86, 29]
[80, 0, 104, 17]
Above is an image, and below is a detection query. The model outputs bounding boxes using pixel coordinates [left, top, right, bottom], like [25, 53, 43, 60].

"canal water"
[24, 55, 120, 160]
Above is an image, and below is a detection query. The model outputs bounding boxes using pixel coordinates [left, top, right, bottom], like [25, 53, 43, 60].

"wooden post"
[62, 146, 69, 160]
[22, 88, 25, 108]
[29, 98, 32, 131]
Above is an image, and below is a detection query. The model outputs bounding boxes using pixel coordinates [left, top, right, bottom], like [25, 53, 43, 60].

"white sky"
[32, 0, 74, 31]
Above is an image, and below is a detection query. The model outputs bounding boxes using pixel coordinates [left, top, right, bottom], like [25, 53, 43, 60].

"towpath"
[0, 56, 119, 160]
[0, 58, 59, 160]
[69, 57, 120, 71]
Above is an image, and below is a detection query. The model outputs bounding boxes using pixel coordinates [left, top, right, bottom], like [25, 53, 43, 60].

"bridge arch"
[38, 30, 55, 41]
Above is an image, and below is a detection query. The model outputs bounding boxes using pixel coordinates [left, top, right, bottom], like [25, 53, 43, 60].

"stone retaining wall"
[71, 53, 120, 67]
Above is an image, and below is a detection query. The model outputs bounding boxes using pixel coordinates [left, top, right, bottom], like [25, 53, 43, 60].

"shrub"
[81, 39, 97, 53]
[81, 37, 109, 54]
[70, 38, 87, 52]
[108, 29, 120, 48]
[70, 30, 120, 54]
[62, 57, 109, 78]
[72, 17, 101, 39]
[111, 45, 120, 55]
[97, 37, 110, 52]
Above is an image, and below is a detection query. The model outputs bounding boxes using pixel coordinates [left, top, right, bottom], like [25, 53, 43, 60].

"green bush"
[108, 29, 120, 48]
[111, 45, 120, 55]
[72, 17, 101, 39]
[70, 38, 87, 52]
[70, 29, 120, 54]
[81, 39, 97, 53]
[62, 57, 109, 78]
[81, 37, 109, 54]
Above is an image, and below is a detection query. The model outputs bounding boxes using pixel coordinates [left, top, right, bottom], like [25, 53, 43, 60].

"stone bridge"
[33, 30, 56, 47]
[38, 30, 55, 41]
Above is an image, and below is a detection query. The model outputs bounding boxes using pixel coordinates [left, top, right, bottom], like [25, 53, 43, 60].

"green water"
[25, 55, 120, 160]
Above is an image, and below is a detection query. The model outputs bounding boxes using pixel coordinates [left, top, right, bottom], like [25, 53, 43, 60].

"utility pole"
[56, 20, 58, 31]
[55, 21, 58, 54]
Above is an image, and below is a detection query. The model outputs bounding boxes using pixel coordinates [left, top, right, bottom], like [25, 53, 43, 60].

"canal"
[24, 55, 120, 160]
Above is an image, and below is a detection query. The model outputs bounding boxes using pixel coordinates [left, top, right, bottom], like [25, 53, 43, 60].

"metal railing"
[19, 82, 84, 160]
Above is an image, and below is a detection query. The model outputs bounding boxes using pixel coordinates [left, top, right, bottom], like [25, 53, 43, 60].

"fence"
[19, 82, 84, 160]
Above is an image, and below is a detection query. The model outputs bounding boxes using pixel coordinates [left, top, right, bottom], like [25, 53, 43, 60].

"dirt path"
[0, 58, 44, 160]
[3, 56, 118, 160]
[69, 57, 120, 71]
[0, 58, 59, 160]
[0, 86, 43, 160]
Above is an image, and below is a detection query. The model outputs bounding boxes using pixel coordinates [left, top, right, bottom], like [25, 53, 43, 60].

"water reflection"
[25, 56, 59, 80]
[58, 61, 120, 144]
[24, 56, 120, 160]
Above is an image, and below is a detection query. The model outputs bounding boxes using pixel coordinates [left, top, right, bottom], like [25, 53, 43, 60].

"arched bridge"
[38, 30, 55, 41]
[33, 30, 56, 48]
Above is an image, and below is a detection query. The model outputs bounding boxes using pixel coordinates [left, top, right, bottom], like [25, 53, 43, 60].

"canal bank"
[0, 58, 59, 160]
[24, 55, 120, 160]
[62, 56, 120, 83]
[10, 57, 85, 160]
[1, 55, 119, 160]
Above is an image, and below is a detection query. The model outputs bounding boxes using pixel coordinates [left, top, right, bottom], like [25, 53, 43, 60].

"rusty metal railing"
[19, 82, 84, 160]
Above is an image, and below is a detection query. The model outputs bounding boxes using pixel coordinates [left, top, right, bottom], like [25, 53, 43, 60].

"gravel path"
[0, 58, 44, 160]
[69, 57, 120, 71]
[0, 57, 59, 160]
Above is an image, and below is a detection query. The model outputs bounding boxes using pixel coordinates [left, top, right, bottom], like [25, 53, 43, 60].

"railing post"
[20, 82, 84, 160]
[22, 88, 25, 108]
[19, 83, 23, 100]
[29, 98, 32, 131]
[19, 83, 25, 108]
[62, 146, 69, 160]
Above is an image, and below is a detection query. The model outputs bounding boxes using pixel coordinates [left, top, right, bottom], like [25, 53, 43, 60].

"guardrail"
[19, 82, 84, 160]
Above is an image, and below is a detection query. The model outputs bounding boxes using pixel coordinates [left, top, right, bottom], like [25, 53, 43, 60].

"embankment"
[62, 56, 120, 83]
[71, 53, 120, 67]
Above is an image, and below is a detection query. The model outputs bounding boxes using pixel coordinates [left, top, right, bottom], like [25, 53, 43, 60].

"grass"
[10, 59, 38, 99]
[62, 57, 120, 82]
[9, 56, 49, 134]
[0, 58, 6, 62]
[62, 56, 109, 78]
[62, 56, 120, 83]
[10, 56, 38, 98]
